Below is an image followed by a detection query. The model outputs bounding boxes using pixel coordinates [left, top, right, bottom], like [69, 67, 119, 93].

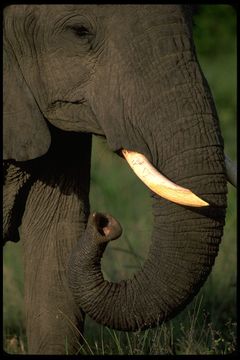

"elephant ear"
[3, 46, 51, 161]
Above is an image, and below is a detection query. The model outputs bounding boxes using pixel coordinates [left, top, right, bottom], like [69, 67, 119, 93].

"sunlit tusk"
[122, 149, 209, 207]
[225, 154, 237, 187]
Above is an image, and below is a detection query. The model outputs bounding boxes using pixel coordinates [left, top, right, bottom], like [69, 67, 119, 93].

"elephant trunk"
[68, 142, 227, 330]
[68, 6, 227, 330]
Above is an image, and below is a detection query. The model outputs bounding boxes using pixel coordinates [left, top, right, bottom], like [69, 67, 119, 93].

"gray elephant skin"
[3, 5, 228, 355]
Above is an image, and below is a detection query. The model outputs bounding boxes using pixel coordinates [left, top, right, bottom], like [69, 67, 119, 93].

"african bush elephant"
[3, 4, 236, 355]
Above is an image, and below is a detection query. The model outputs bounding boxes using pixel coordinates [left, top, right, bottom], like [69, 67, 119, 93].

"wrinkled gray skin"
[3, 5, 227, 355]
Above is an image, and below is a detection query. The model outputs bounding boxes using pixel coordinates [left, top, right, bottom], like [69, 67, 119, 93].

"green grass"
[3, 5, 236, 355]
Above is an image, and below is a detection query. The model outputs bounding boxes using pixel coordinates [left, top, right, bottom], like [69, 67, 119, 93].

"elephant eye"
[70, 25, 91, 38]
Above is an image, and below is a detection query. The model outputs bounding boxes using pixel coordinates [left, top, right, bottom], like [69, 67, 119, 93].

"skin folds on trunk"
[68, 146, 227, 331]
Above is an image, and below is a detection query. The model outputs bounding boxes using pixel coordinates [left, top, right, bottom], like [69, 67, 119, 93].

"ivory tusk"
[225, 154, 237, 187]
[122, 149, 209, 207]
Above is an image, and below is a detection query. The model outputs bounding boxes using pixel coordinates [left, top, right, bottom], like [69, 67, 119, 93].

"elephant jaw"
[122, 149, 236, 207]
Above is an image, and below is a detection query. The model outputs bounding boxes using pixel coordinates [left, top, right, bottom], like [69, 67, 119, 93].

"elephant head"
[3, 4, 236, 339]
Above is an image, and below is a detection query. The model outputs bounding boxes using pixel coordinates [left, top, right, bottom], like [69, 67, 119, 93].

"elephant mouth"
[45, 99, 104, 135]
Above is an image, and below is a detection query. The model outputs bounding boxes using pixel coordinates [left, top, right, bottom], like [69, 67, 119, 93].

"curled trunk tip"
[89, 212, 122, 242]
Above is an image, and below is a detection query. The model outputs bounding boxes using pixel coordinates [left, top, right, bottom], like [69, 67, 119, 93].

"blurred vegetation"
[193, 5, 237, 160]
[3, 5, 236, 355]
[193, 5, 236, 57]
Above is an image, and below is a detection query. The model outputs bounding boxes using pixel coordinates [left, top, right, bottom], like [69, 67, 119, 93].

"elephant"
[3, 4, 236, 355]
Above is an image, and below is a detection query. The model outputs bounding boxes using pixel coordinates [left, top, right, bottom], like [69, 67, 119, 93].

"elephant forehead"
[4, 5, 187, 30]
